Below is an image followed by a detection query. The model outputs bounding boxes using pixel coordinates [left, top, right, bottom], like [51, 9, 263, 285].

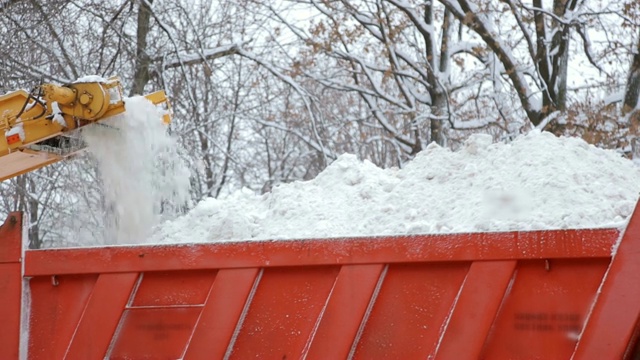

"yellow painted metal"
[144, 90, 172, 124]
[0, 150, 62, 182]
[101, 90, 171, 124]
[0, 77, 171, 182]
[40, 84, 76, 105]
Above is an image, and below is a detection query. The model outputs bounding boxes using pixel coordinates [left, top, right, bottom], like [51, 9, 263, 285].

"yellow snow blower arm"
[0, 77, 170, 182]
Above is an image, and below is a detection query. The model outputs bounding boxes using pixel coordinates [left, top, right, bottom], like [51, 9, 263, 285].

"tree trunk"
[130, 0, 153, 96]
[554, 46, 569, 113]
[550, 0, 575, 114]
[15, 175, 41, 249]
[623, 29, 640, 115]
[27, 176, 40, 249]
[446, 0, 542, 125]
[430, 93, 447, 146]
[534, 0, 573, 122]
[424, 3, 448, 147]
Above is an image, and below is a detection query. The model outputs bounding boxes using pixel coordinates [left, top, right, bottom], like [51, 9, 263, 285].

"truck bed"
[1, 201, 640, 359]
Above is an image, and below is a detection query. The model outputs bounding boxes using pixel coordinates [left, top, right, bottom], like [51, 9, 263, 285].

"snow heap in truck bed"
[151, 131, 640, 243]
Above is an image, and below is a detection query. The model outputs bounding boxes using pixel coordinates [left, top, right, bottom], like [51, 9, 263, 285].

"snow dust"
[151, 131, 640, 244]
[82, 96, 191, 244]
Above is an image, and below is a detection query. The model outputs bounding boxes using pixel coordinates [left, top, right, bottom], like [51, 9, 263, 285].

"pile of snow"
[151, 131, 640, 244]
[82, 97, 191, 244]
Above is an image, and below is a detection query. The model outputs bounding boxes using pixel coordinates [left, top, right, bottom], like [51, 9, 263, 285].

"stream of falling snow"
[82, 96, 191, 244]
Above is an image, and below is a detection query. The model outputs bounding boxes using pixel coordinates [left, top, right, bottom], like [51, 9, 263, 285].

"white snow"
[73, 75, 108, 83]
[108, 85, 122, 105]
[151, 131, 640, 244]
[161, 43, 241, 67]
[50, 102, 66, 127]
[81, 96, 191, 244]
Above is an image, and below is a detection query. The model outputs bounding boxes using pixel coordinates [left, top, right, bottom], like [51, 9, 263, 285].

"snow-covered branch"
[155, 43, 244, 70]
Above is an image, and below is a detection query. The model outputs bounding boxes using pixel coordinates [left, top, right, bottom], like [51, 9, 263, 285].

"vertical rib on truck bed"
[2, 202, 640, 359]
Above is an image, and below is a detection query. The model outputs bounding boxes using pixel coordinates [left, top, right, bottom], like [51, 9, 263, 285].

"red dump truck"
[1, 199, 639, 359]
[1, 78, 639, 359]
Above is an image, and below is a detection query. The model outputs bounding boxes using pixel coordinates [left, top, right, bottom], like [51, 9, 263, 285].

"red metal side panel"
[23, 229, 619, 276]
[109, 307, 202, 359]
[352, 263, 470, 358]
[131, 270, 216, 306]
[303, 264, 386, 360]
[0, 263, 22, 357]
[184, 268, 261, 359]
[228, 266, 341, 359]
[10, 218, 629, 359]
[0, 212, 22, 360]
[28, 274, 99, 359]
[435, 260, 517, 359]
[0, 212, 21, 263]
[65, 272, 138, 358]
[480, 259, 610, 359]
[108, 270, 217, 359]
[573, 201, 640, 359]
